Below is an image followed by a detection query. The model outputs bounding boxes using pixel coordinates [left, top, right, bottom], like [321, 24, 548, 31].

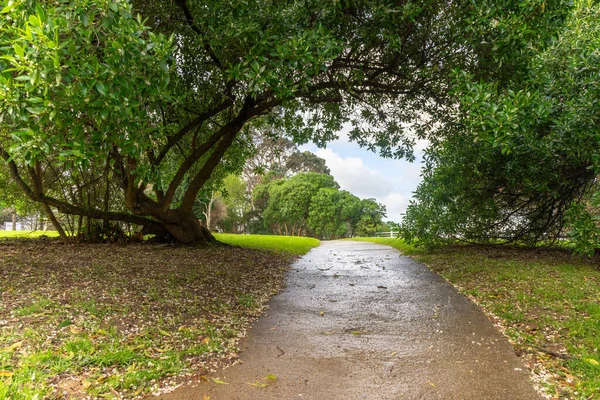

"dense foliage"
[0, 0, 565, 243]
[401, 2, 600, 255]
[253, 172, 386, 239]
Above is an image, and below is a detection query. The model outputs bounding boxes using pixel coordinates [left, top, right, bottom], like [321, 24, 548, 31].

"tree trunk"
[11, 212, 16, 230]
[143, 209, 216, 244]
[41, 203, 70, 244]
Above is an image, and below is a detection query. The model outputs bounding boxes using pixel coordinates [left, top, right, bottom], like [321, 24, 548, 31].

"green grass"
[413, 246, 600, 399]
[0, 230, 59, 238]
[0, 231, 321, 257]
[214, 233, 320, 256]
[347, 237, 419, 255]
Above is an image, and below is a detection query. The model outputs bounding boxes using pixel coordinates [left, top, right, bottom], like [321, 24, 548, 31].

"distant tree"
[356, 199, 387, 237]
[308, 188, 345, 239]
[340, 191, 363, 237]
[220, 175, 249, 233]
[261, 173, 337, 235]
[385, 221, 401, 235]
[242, 127, 297, 202]
[285, 151, 331, 176]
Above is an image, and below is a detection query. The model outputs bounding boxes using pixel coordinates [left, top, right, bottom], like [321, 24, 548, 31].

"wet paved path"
[156, 240, 540, 399]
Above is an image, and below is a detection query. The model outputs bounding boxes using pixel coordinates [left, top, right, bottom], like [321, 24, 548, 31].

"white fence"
[374, 231, 398, 238]
[3, 222, 23, 231]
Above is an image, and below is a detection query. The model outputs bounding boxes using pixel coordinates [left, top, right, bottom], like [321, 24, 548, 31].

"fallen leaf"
[211, 377, 229, 385]
[427, 380, 437, 388]
[265, 374, 277, 381]
[158, 329, 171, 336]
[155, 347, 170, 353]
[351, 331, 362, 335]
[320, 311, 325, 316]
[82, 380, 92, 389]
[247, 381, 267, 387]
[109, 386, 121, 399]
[69, 325, 82, 334]
[203, 395, 210, 400]
[2, 341, 23, 352]
[322, 331, 335, 335]
[201, 337, 210, 344]
[0, 371, 14, 377]
[585, 358, 599, 366]
[377, 286, 388, 289]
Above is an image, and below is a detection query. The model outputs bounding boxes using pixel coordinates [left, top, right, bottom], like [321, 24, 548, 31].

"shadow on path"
[153, 240, 541, 399]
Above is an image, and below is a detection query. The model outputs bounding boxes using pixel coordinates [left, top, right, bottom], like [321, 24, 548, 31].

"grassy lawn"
[0, 234, 317, 399]
[352, 238, 599, 399]
[215, 233, 320, 256]
[0, 230, 60, 238]
[346, 237, 418, 255]
[0, 231, 321, 257]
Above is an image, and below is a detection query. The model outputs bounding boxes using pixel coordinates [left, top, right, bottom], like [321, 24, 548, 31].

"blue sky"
[299, 128, 427, 223]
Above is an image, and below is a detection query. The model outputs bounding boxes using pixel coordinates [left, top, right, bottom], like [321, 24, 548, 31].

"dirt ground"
[152, 240, 541, 400]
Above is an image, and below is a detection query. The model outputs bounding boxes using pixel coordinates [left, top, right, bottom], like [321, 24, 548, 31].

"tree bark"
[144, 209, 216, 244]
[41, 203, 69, 244]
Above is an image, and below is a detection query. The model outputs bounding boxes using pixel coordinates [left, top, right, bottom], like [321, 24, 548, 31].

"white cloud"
[314, 149, 412, 222]
[415, 139, 430, 153]
[380, 192, 409, 222]
[391, 160, 422, 183]
[315, 148, 393, 198]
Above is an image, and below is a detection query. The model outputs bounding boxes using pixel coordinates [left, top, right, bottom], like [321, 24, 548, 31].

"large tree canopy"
[0, 0, 567, 243]
[401, 2, 599, 254]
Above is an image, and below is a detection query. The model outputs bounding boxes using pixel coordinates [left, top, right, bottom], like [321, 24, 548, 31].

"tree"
[340, 191, 363, 237]
[220, 174, 249, 233]
[263, 172, 338, 235]
[307, 188, 344, 239]
[242, 127, 297, 204]
[285, 151, 330, 176]
[356, 198, 387, 237]
[401, 2, 599, 253]
[1, 0, 567, 243]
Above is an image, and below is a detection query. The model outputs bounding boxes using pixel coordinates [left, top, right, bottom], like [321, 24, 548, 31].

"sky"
[299, 127, 427, 223]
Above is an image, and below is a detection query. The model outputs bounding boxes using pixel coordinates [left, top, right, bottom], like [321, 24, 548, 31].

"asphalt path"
[154, 240, 541, 400]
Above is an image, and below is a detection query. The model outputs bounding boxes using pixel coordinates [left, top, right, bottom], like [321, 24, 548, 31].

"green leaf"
[29, 15, 40, 27]
[13, 43, 24, 58]
[1, 3, 18, 14]
[58, 319, 72, 328]
[35, 4, 46, 21]
[95, 82, 106, 95]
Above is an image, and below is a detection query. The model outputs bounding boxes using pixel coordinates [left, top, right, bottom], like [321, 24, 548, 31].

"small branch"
[530, 346, 573, 360]
[154, 98, 233, 166]
[175, 0, 223, 69]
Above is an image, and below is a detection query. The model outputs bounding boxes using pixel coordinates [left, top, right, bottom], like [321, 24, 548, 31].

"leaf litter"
[0, 239, 293, 399]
